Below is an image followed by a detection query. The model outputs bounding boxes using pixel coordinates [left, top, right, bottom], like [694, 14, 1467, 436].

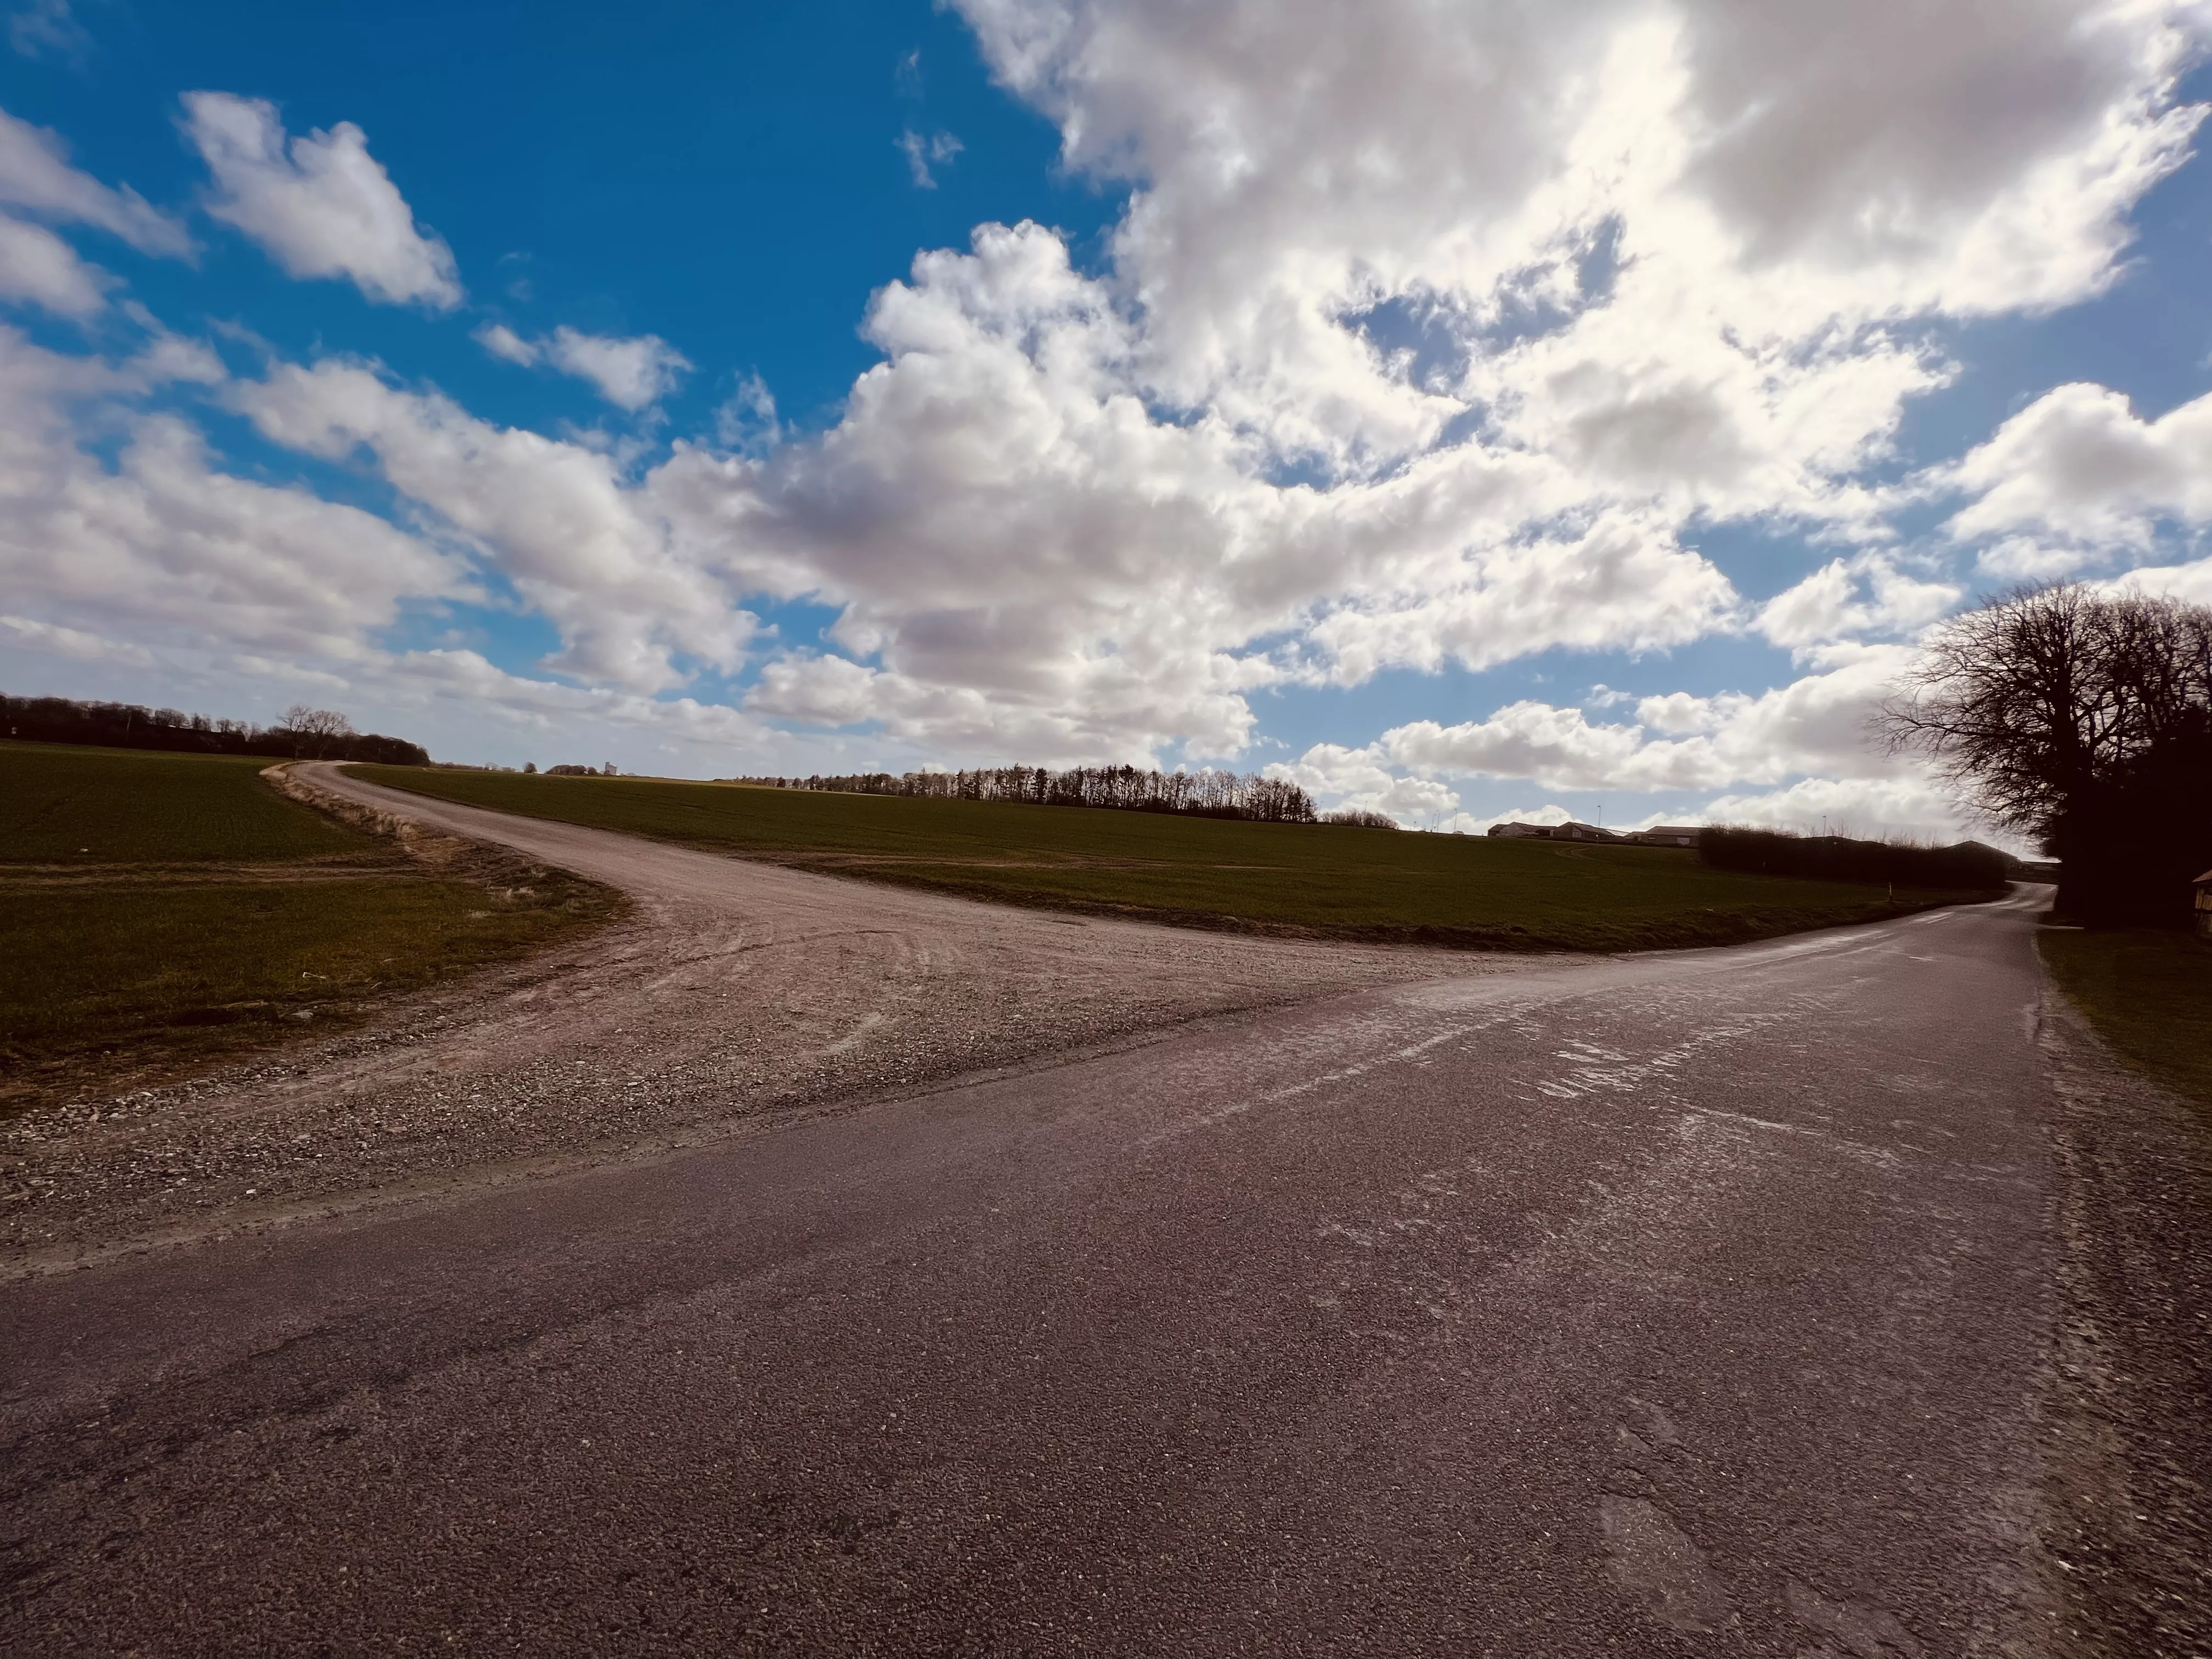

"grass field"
[352, 765, 1995, 952]
[2039, 928, 2212, 1114]
[1, 742, 618, 1113]
[5, 743, 365, 863]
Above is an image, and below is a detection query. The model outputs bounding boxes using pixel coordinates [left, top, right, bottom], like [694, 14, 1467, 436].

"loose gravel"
[3, 765, 1536, 1273]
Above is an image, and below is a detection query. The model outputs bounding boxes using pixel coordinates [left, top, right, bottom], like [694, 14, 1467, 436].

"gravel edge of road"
[2036, 985, 2212, 1658]
[6, 768, 1547, 1280]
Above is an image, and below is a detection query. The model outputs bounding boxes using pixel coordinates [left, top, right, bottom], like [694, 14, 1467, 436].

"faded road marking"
[1786, 1577, 1926, 1658]
[1599, 1494, 1733, 1634]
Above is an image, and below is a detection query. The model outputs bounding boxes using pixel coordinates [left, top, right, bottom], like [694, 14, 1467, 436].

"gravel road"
[6, 873, 2207, 1655]
[4, 764, 1522, 1272]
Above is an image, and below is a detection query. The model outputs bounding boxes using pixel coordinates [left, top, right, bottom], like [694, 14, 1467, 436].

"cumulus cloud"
[1267, 644, 1985, 838]
[1939, 381, 2212, 573]
[1756, 555, 1961, 650]
[632, 0, 2197, 757]
[230, 358, 752, 690]
[473, 321, 691, 410]
[1277, 648, 1911, 808]
[9, 2, 2206, 793]
[957, 0, 2195, 483]
[0, 327, 469, 667]
[182, 92, 461, 309]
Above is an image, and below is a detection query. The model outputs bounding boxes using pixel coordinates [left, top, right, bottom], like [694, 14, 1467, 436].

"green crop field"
[1, 742, 619, 1114]
[3, 742, 366, 864]
[2040, 929, 2212, 1115]
[352, 765, 1994, 953]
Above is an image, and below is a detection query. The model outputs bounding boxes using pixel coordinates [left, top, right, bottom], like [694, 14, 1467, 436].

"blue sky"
[3, 0, 2210, 838]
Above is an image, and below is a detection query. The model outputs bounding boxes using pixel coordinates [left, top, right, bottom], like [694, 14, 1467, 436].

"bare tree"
[279, 705, 356, 759]
[1878, 584, 2212, 924]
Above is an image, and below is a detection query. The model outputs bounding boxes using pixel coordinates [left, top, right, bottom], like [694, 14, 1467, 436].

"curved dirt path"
[3, 764, 1525, 1272]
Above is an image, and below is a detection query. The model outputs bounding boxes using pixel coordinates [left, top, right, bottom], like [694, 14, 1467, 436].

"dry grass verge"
[1, 744, 623, 1115]
[2038, 927, 2212, 1116]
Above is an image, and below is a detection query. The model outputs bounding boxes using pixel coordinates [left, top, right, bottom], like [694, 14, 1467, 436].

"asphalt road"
[0, 883, 2152, 1654]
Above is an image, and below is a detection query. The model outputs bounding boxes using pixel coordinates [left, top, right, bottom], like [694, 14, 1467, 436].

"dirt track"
[2, 764, 1525, 1272]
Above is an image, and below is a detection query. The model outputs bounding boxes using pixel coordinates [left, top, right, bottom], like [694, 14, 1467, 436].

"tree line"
[1698, 827, 2009, 891]
[1881, 584, 2212, 927]
[730, 763, 1320, 823]
[2, 695, 430, 766]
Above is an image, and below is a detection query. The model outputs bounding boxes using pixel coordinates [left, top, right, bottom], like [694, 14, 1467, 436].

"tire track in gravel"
[3, 764, 1531, 1275]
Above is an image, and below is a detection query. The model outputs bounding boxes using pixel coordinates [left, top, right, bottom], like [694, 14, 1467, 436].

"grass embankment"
[1, 742, 619, 1113]
[352, 765, 1993, 951]
[2039, 929, 2212, 1114]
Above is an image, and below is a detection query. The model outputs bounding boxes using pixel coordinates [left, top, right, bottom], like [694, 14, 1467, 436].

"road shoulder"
[2036, 988, 2212, 1656]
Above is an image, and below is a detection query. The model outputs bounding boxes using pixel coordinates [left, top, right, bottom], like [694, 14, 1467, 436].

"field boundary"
[346, 764, 2000, 956]
[771, 865, 1993, 953]
[268, 763, 600, 902]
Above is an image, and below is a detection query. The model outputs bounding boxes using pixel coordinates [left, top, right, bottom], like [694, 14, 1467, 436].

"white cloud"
[230, 358, 752, 690]
[182, 92, 460, 309]
[2102, 552, 2212, 606]
[622, 0, 2200, 759]
[8, 0, 89, 61]
[0, 613, 156, 668]
[541, 326, 690, 410]
[957, 0, 2196, 484]
[1693, 774, 1978, 843]
[472, 321, 536, 365]
[8, 3, 2206, 791]
[473, 321, 691, 411]
[0, 215, 111, 315]
[713, 371, 780, 453]
[1304, 511, 1738, 685]
[1262, 741, 1461, 824]
[1278, 647, 1914, 806]
[899, 129, 964, 189]
[0, 327, 470, 668]
[1755, 554, 1961, 650]
[1940, 380, 2212, 568]
[0, 106, 189, 255]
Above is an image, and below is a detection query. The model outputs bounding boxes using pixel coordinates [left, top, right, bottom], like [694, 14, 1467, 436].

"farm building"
[1625, 826, 1701, 848]
[1487, 821, 1620, 843]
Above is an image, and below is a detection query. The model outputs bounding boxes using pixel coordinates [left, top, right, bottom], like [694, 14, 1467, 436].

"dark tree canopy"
[1878, 585, 2212, 926]
[2, 693, 429, 766]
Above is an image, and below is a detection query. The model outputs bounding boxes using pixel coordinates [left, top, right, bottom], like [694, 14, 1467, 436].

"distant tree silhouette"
[1878, 584, 2212, 926]
[1696, 827, 2007, 890]
[3, 693, 427, 765]
[728, 763, 1319, 823]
